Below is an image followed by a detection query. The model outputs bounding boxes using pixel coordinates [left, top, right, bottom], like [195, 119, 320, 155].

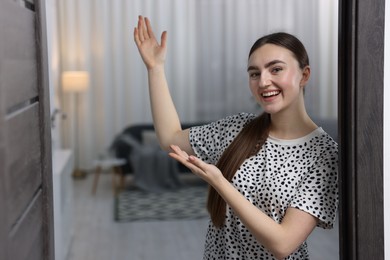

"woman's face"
[247, 43, 310, 115]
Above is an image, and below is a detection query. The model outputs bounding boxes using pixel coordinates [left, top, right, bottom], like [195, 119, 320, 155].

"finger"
[170, 145, 189, 160]
[168, 152, 203, 174]
[142, 17, 150, 40]
[161, 31, 168, 49]
[168, 152, 189, 165]
[187, 155, 209, 171]
[145, 17, 156, 40]
[134, 27, 141, 46]
[168, 148, 201, 171]
[137, 16, 144, 42]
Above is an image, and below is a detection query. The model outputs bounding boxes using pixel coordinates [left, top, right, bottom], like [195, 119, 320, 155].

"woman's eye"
[271, 67, 282, 73]
[249, 72, 260, 79]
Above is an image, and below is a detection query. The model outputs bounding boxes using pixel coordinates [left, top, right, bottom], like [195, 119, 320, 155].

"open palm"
[169, 145, 224, 187]
[134, 16, 167, 70]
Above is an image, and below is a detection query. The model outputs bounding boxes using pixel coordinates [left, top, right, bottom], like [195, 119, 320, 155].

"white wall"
[384, 0, 389, 259]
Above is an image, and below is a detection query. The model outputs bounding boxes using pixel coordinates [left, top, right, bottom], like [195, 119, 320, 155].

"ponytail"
[207, 112, 271, 228]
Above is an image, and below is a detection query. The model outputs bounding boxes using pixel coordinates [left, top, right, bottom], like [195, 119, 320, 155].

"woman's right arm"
[134, 16, 194, 154]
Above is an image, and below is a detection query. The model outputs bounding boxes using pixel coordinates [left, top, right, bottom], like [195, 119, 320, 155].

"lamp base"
[72, 168, 87, 179]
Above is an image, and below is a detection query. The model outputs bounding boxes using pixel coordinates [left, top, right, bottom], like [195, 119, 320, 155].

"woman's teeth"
[262, 91, 280, 97]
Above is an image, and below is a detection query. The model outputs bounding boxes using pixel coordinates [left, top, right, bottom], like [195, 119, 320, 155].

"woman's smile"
[261, 90, 281, 100]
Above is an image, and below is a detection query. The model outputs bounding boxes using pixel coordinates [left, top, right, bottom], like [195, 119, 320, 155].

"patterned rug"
[114, 185, 209, 222]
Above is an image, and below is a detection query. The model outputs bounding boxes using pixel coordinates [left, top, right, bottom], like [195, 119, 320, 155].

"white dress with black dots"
[189, 113, 338, 260]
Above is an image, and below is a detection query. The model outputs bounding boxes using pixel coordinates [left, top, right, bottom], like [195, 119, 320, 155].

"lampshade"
[62, 71, 89, 92]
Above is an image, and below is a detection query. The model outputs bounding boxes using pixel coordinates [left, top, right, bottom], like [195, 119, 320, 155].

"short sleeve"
[290, 146, 338, 229]
[189, 113, 255, 164]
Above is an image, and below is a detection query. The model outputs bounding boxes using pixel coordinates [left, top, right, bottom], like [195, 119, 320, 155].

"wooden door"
[338, 0, 385, 259]
[0, 0, 54, 259]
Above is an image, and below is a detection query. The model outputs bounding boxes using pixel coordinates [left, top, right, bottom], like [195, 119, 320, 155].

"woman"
[134, 16, 338, 260]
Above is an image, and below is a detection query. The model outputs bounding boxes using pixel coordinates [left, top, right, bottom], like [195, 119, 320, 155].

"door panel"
[9, 190, 43, 260]
[338, 0, 385, 259]
[5, 103, 41, 229]
[0, 0, 54, 259]
[0, 0, 38, 110]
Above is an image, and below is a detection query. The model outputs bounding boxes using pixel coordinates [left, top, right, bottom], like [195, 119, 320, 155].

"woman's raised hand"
[134, 16, 167, 70]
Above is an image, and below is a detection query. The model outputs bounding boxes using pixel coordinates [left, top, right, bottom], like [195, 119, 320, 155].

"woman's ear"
[300, 66, 311, 87]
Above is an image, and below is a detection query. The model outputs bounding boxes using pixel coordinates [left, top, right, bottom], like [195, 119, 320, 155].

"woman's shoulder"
[215, 112, 256, 126]
[189, 112, 257, 162]
[193, 112, 256, 130]
[318, 128, 338, 148]
[311, 128, 338, 157]
[190, 112, 257, 142]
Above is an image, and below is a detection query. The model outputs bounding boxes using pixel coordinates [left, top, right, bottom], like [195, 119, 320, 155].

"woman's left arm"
[169, 145, 318, 260]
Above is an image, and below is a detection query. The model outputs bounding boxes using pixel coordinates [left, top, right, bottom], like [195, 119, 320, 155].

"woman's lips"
[261, 90, 281, 100]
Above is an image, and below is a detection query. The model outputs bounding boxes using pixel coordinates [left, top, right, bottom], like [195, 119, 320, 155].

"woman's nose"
[259, 74, 271, 88]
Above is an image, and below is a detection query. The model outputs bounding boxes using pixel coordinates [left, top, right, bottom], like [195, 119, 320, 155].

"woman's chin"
[260, 105, 281, 115]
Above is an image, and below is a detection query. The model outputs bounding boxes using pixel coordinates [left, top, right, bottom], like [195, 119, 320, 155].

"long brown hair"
[207, 32, 310, 228]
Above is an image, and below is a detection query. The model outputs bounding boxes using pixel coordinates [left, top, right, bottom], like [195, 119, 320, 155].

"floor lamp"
[62, 71, 90, 178]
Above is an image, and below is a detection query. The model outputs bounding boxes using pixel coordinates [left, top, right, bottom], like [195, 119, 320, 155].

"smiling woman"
[134, 13, 338, 258]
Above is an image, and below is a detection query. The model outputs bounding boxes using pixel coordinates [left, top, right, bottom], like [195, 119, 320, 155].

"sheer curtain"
[56, 0, 338, 169]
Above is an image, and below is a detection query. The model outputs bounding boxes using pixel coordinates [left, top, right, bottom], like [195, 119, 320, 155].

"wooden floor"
[67, 172, 339, 260]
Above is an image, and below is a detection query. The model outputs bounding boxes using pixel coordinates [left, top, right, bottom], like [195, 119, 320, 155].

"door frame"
[36, 0, 55, 258]
[338, 0, 385, 259]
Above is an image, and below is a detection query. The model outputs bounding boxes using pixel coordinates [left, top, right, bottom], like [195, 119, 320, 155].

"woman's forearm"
[134, 16, 191, 152]
[147, 66, 184, 151]
[212, 177, 316, 259]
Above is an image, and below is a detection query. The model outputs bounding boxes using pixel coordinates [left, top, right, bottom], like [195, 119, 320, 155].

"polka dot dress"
[189, 113, 338, 260]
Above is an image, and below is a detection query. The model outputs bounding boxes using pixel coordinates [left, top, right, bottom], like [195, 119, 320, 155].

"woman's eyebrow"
[247, 60, 286, 71]
[247, 65, 259, 72]
[265, 60, 286, 68]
